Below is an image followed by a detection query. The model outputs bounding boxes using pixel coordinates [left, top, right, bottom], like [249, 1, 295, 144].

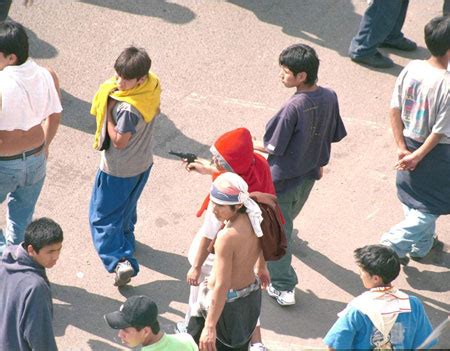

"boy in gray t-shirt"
[381, 16, 450, 265]
[89, 46, 161, 286]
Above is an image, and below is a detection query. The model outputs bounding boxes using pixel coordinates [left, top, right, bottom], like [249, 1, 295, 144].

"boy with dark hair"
[255, 43, 347, 306]
[381, 16, 450, 264]
[0, 20, 62, 255]
[0, 217, 63, 351]
[105, 295, 198, 350]
[324, 245, 434, 350]
[89, 46, 161, 286]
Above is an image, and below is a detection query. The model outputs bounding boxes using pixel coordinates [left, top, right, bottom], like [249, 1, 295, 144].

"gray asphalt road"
[7, 1, 449, 350]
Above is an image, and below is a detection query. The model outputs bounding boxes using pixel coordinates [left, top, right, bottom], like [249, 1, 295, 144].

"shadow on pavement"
[79, 0, 195, 24]
[87, 340, 123, 351]
[26, 26, 58, 59]
[135, 241, 189, 282]
[52, 281, 186, 347]
[61, 90, 210, 160]
[228, 0, 360, 57]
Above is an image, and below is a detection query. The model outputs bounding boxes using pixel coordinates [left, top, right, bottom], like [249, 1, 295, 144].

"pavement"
[7, 1, 450, 350]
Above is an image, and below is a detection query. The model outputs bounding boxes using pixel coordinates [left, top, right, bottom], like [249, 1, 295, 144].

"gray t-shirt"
[100, 102, 156, 177]
[391, 60, 450, 144]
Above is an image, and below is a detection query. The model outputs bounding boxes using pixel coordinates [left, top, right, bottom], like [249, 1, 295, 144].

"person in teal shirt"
[105, 295, 198, 350]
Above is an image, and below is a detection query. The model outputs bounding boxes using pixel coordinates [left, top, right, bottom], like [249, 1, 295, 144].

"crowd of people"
[0, 3, 449, 351]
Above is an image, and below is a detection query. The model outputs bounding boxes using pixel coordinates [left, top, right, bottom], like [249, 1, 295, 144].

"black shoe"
[410, 255, 423, 262]
[432, 236, 444, 251]
[351, 51, 394, 68]
[380, 38, 417, 51]
[399, 256, 410, 266]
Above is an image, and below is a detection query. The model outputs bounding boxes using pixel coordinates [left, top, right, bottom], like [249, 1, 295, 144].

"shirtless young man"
[0, 20, 62, 254]
[189, 172, 268, 351]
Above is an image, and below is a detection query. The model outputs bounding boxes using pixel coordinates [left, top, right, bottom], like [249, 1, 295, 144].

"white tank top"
[0, 59, 62, 131]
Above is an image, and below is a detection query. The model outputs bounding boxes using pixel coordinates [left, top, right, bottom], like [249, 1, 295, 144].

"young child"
[324, 245, 435, 350]
[254, 44, 347, 306]
[381, 16, 450, 264]
[89, 46, 161, 286]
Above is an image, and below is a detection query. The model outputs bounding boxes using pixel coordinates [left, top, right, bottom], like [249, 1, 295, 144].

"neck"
[427, 55, 448, 69]
[142, 331, 163, 346]
[370, 284, 393, 292]
[296, 83, 318, 93]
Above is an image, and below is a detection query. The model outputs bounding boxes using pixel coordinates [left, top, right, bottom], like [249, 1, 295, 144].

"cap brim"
[104, 311, 131, 329]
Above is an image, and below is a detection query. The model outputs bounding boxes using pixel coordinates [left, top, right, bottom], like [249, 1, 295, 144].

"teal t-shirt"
[141, 333, 198, 351]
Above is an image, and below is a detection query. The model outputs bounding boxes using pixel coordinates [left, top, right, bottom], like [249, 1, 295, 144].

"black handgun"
[169, 150, 198, 164]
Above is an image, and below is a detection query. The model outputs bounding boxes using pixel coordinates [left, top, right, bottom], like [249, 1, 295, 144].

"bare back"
[208, 212, 261, 291]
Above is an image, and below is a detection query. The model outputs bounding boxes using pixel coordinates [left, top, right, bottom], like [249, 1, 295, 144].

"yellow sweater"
[90, 72, 161, 150]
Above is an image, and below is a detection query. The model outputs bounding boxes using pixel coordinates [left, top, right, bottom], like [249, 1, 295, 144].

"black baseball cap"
[104, 295, 158, 329]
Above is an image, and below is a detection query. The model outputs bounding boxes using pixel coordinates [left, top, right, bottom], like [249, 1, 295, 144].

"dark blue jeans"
[349, 0, 409, 58]
[89, 166, 151, 274]
[0, 0, 12, 21]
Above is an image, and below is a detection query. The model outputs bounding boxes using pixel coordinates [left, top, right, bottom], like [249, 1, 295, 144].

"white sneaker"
[175, 321, 187, 334]
[114, 261, 134, 287]
[249, 342, 267, 351]
[267, 284, 295, 306]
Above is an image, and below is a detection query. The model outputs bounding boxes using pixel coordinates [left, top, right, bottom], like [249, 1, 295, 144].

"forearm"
[42, 113, 61, 147]
[390, 108, 407, 150]
[205, 285, 228, 329]
[193, 237, 213, 269]
[255, 252, 266, 272]
[412, 133, 443, 161]
[253, 139, 268, 153]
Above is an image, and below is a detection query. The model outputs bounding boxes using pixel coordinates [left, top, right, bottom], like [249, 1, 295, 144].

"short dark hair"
[24, 218, 63, 253]
[134, 321, 160, 334]
[230, 204, 247, 214]
[279, 44, 319, 85]
[354, 245, 400, 285]
[424, 16, 450, 57]
[114, 46, 151, 80]
[0, 20, 29, 65]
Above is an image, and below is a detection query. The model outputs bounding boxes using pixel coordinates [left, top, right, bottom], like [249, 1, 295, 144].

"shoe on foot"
[398, 256, 410, 266]
[267, 284, 295, 306]
[351, 51, 394, 68]
[380, 38, 417, 51]
[175, 321, 187, 334]
[114, 260, 134, 287]
[432, 236, 444, 251]
[249, 342, 267, 351]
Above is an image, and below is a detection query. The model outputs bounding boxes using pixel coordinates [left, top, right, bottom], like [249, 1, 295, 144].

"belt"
[0, 143, 45, 161]
[227, 278, 261, 302]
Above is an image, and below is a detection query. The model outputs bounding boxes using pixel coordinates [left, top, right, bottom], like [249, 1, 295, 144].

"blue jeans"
[89, 166, 152, 274]
[0, 152, 46, 255]
[349, 0, 409, 58]
[381, 205, 438, 258]
[268, 178, 315, 291]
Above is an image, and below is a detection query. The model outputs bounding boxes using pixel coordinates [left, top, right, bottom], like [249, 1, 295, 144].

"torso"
[208, 213, 260, 290]
[0, 124, 44, 156]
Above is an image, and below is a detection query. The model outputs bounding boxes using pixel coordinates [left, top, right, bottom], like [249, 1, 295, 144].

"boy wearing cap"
[105, 295, 198, 350]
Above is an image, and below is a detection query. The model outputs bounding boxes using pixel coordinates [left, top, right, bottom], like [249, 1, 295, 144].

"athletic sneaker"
[175, 321, 187, 334]
[114, 260, 134, 287]
[249, 342, 267, 351]
[267, 284, 295, 306]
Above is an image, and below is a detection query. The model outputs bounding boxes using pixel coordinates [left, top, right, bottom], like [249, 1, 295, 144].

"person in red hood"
[179, 128, 274, 351]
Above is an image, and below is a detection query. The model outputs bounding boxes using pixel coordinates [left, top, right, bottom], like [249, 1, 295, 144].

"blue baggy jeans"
[0, 151, 46, 255]
[381, 204, 438, 258]
[349, 0, 409, 58]
[89, 165, 152, 274]
[268, 178, 315, 291]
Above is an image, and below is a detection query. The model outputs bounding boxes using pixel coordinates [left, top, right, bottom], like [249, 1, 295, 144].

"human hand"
[395, 152, 421, 171]
[185, 159, 215, 175]
[255, 265, 270, 289]
[186, 266, 201, 286]
[200, 327, 216, 351]
[44, 145, 49, 159]
[397, 147, 411, 160]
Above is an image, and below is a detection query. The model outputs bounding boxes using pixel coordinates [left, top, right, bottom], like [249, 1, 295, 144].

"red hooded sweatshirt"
[197, 128, 275, 217]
